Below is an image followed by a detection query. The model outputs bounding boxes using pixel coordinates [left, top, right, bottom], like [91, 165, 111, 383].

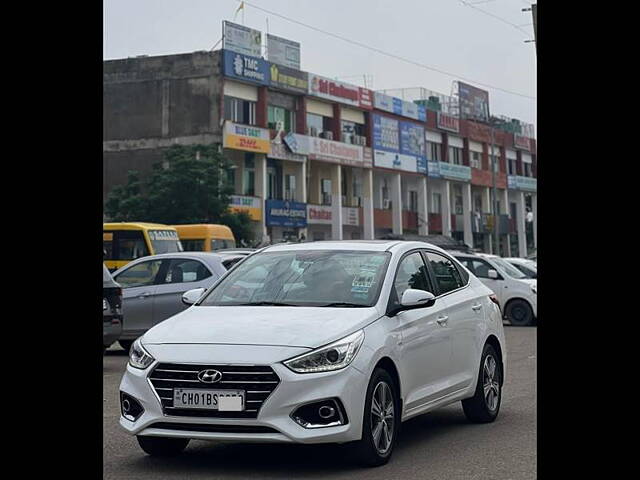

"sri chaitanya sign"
[223, 121, 270, 153]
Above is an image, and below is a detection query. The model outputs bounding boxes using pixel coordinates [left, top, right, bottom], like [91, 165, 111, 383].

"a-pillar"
[297, 160, 307, 239]
[391, 173, 403, 235]
[331, 164, 343, 240]
[418, 176, 429, 236]
[462, 182, 473, 247]
[254, 154, 268, 242]
[363, 168, 375, 239]
[442, 180, 452, 237]
[516, 190, 527, 257]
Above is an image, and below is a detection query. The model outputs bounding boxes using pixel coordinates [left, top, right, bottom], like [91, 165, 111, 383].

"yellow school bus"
[103, 222, 183, 271]
[171, 224, 236, 252]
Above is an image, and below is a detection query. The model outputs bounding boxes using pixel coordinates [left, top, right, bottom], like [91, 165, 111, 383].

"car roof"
[261, 240, 449, 254]
[129, 251, 234, 261]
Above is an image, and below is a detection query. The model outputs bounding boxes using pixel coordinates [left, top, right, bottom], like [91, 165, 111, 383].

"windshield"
[491, 257, 527, 279]
[200, 250, 391, 307]
[148, 230, 183, 254]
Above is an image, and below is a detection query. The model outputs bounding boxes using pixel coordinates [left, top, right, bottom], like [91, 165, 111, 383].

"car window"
[181, 239, 205, 252]
[115, 260, 163, 288]
[470, 259, 492, 278]
[160, 259, 212, 284]
[426, 252, 464, 294]
[222, 257, 243, 270]
[491, 257, 527, 279]
[392, 252, 433, 305]
[212, 239, 236, 250]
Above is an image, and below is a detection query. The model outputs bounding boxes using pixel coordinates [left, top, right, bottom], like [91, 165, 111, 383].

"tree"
[104, 144, 255, 244]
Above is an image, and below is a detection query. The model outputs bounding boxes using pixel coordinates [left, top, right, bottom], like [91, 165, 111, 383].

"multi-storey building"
[103, 50, 537, 256]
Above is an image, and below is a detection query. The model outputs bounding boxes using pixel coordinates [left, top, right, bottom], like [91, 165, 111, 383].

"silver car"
[112, 252, 245, 352]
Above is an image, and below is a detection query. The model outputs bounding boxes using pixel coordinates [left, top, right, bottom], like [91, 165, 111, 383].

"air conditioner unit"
[383, 199, 391, 210]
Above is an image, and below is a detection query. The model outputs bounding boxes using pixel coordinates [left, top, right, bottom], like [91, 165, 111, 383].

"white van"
[453, 252, 537, 326]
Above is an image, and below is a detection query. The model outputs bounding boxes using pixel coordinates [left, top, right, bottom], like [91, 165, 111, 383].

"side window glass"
[114, 260, 163, 288]
[426, 253, 464, 294]
[116, 230, 149, 260]
[472, 260, 491, 278]
[393, 252, 432, 304]
[162, 259, 212, 284]
[181, 239, 205, 252]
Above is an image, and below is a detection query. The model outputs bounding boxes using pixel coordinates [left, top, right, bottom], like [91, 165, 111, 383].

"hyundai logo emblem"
[197, 369, 222, 384]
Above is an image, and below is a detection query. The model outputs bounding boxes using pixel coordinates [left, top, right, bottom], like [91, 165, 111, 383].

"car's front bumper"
[118, 346, 369, 444]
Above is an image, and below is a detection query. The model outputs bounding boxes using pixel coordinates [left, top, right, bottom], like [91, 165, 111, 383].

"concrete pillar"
[298, 160, 307, 239]
[532, 193, 537, 249]
[254, 154, 268, 242]
[516, 191, 527, 257]
[501, 188, 510, 257]
[391, 173, 403, 235]
[418, 176, 429, 236]
[331, 164, 342, 240]
[363, 169, 374, 239]
[442, 180, 452, 237]
[462, 182, 473, 247]
[482, 187, 491, 213]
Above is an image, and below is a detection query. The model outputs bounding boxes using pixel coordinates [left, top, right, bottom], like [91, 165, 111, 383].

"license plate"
[173, 389, 245, 411]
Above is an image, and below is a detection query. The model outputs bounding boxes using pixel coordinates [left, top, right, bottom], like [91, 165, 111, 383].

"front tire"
[136, 436, 189, 457]
[351, 368, 400, 467]
[462, 344, 503, 423]
[505, 299, 534, 326]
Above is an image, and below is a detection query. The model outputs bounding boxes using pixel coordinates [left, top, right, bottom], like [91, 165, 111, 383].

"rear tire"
[118, 340, 133, 353]
[350, 368, 400, 467]
[505, 299, 534, 326]
[136, 436, 189, 457]
[462, 344, 503, 423]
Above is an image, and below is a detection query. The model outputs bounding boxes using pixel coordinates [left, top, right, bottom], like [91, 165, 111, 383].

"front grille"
[148, 363, 280, 419]
[149, 422, 279, 434]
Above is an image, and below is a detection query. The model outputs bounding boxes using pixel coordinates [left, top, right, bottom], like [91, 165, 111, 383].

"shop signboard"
[373, 91, 426, 121]
[266, 33, 300, 70]
[223, 121, 270, 153]
[283, 133, 364, 166]
[307, 204, 360, 226]
[223, 21, 262, 57]
[372, 113, 426, 173]
[437, 112, 460, 133]
[222, 50, 269, 86]
[439, 162, 471, 181]
[229, 195, 262, 221]
[269, 62, 308, 94]
[265, 199, 307, 227]
[458, 81, 490, 122]
[269, 140, 306, 162]
[308, 73, 372, 109]
[507, 175, 537, 192]
[427, 160, 441, 178]
[514, 133, 531, 151]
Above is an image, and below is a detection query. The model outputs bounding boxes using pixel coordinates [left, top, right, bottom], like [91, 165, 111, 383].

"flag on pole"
[234, 1, 245, 21]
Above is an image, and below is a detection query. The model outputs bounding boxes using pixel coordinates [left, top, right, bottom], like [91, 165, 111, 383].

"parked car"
[112, 252, 246, 352]
[119, 240, 506, 467]
[452, 252, 537, 326]
[103, 264, 123, 354]
[504, 257, 537, 279]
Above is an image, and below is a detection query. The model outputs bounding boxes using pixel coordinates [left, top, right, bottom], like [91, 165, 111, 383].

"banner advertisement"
[372, 114, 426, 173]
[373, 150, 418, 173]
[507, 175, 537, 192]
[427, 160, 441, 178]
[373, 91, 426, 122]
[265, 199, 307, 227]
[308, 73, 373, 110]
[437, 112, 460, 132]
[223, 21, 262, 58]
[458, 82, 490, 122]
[269, 63, 308, 94]
[439, 162, 472, 182]
[223, 50, 270, 85]
[229, 195, 262, 221]
[283, 133, 364, 166]
[223, 121, 270, 153]
[514, 133, 531, 151]
[372, 115, 400, 153]
[266, 33, 301, 70]
[307, 205, 360, 226]
[269, 139, 306, 162]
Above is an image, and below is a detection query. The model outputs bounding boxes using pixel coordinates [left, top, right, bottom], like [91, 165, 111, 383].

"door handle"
[436, 315, 449, 326]
[471, 303, 482, 311]
[138, 292, 151, 298]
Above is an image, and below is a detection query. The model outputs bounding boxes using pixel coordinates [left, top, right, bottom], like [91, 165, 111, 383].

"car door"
[460, 257, 507, 308]
[392, 251, 454, 414]
[113, 258, 164, 338]
[152, 258, 218, 325]
[425, 251, 483, 391]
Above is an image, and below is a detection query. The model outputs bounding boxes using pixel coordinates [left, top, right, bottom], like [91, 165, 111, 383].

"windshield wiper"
[233, 301, 300, 306]
[317, 302, 368, 308]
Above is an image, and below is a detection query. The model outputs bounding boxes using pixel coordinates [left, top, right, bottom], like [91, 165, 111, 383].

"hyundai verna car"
[119, 240, 506, 467]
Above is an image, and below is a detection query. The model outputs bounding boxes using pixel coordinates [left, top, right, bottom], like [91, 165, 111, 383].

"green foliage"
[219, 210, 254, 246]
[104, 144, 254, 244]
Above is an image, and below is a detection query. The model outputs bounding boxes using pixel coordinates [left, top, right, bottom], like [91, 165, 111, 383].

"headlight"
[531, 284, 537, 294]
[283, 330, 365, 374]
[129, 338, 155, 369]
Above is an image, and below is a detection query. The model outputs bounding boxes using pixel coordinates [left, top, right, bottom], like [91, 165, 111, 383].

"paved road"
[103, 326, 536, 479]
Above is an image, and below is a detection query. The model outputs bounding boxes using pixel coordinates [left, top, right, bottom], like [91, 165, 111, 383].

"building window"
[448, 146, 463, 165]
[508, 159, 517, 175]
[470, 151, 482, 169]
[453, 185, 463, 215]
[267, 166, 277, 200]
[284, 174, 296, 201]
[430, 192, 442, 214]
[523, 162, 533, 177]
[321, 178, 332, 205]
[341, 120, 366, 145]
[489, 154, 500, 173]
[224, 96, 256, 125]
[306, 113, 332, 138]
[268, 105, 295, 133]
[427, 142, 442, 162]
[409, 191, 418, 212]
[243, 155, 255, 196]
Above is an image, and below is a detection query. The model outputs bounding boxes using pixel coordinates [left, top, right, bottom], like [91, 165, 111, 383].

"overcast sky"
[104, 0, 536, 129]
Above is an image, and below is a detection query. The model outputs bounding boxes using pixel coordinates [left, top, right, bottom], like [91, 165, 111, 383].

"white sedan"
[119, 240, 506, 467]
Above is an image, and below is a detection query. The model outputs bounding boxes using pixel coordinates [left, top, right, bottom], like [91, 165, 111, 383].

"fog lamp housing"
[120, 392, 144, 422]
[291, 398, 348, 429]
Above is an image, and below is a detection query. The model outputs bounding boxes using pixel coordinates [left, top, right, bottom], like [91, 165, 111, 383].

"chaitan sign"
[307, 204, 361, 226]
[223, 121, 270, 153]
[223, 21, 262, 58]
[283, 133, 364, 167]
[308, 73, 373, 110]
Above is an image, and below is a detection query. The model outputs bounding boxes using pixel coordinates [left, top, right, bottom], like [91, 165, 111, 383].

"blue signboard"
[222, 49, 270, 85]
[372, 114, 400, 153]
[427, 160, 441, 178]
[373, 114, 426, 173]
[265, 199, 307, 227]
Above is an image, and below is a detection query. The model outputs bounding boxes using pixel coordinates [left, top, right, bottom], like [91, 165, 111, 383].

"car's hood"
[142, 305, 382, 349]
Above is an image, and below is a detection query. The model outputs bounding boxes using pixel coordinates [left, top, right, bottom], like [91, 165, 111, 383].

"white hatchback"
[119, 241, 506, 467]
[453, 252, 537, 326]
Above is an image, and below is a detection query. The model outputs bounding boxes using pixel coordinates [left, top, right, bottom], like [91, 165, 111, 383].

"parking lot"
[103, 326, 535, 479]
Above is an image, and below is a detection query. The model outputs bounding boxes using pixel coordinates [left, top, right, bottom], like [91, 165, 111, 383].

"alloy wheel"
[483, 355, 500, 411]
[370, 381, 395, 455]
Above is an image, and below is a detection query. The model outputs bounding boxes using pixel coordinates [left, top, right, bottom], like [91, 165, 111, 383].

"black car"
[103, 264, 123, 354]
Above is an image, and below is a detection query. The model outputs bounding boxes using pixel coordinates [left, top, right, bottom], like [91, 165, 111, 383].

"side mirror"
[182, 288, 206, 306]
[388, 289, 437, 317]
[487, 269, 499, 279]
